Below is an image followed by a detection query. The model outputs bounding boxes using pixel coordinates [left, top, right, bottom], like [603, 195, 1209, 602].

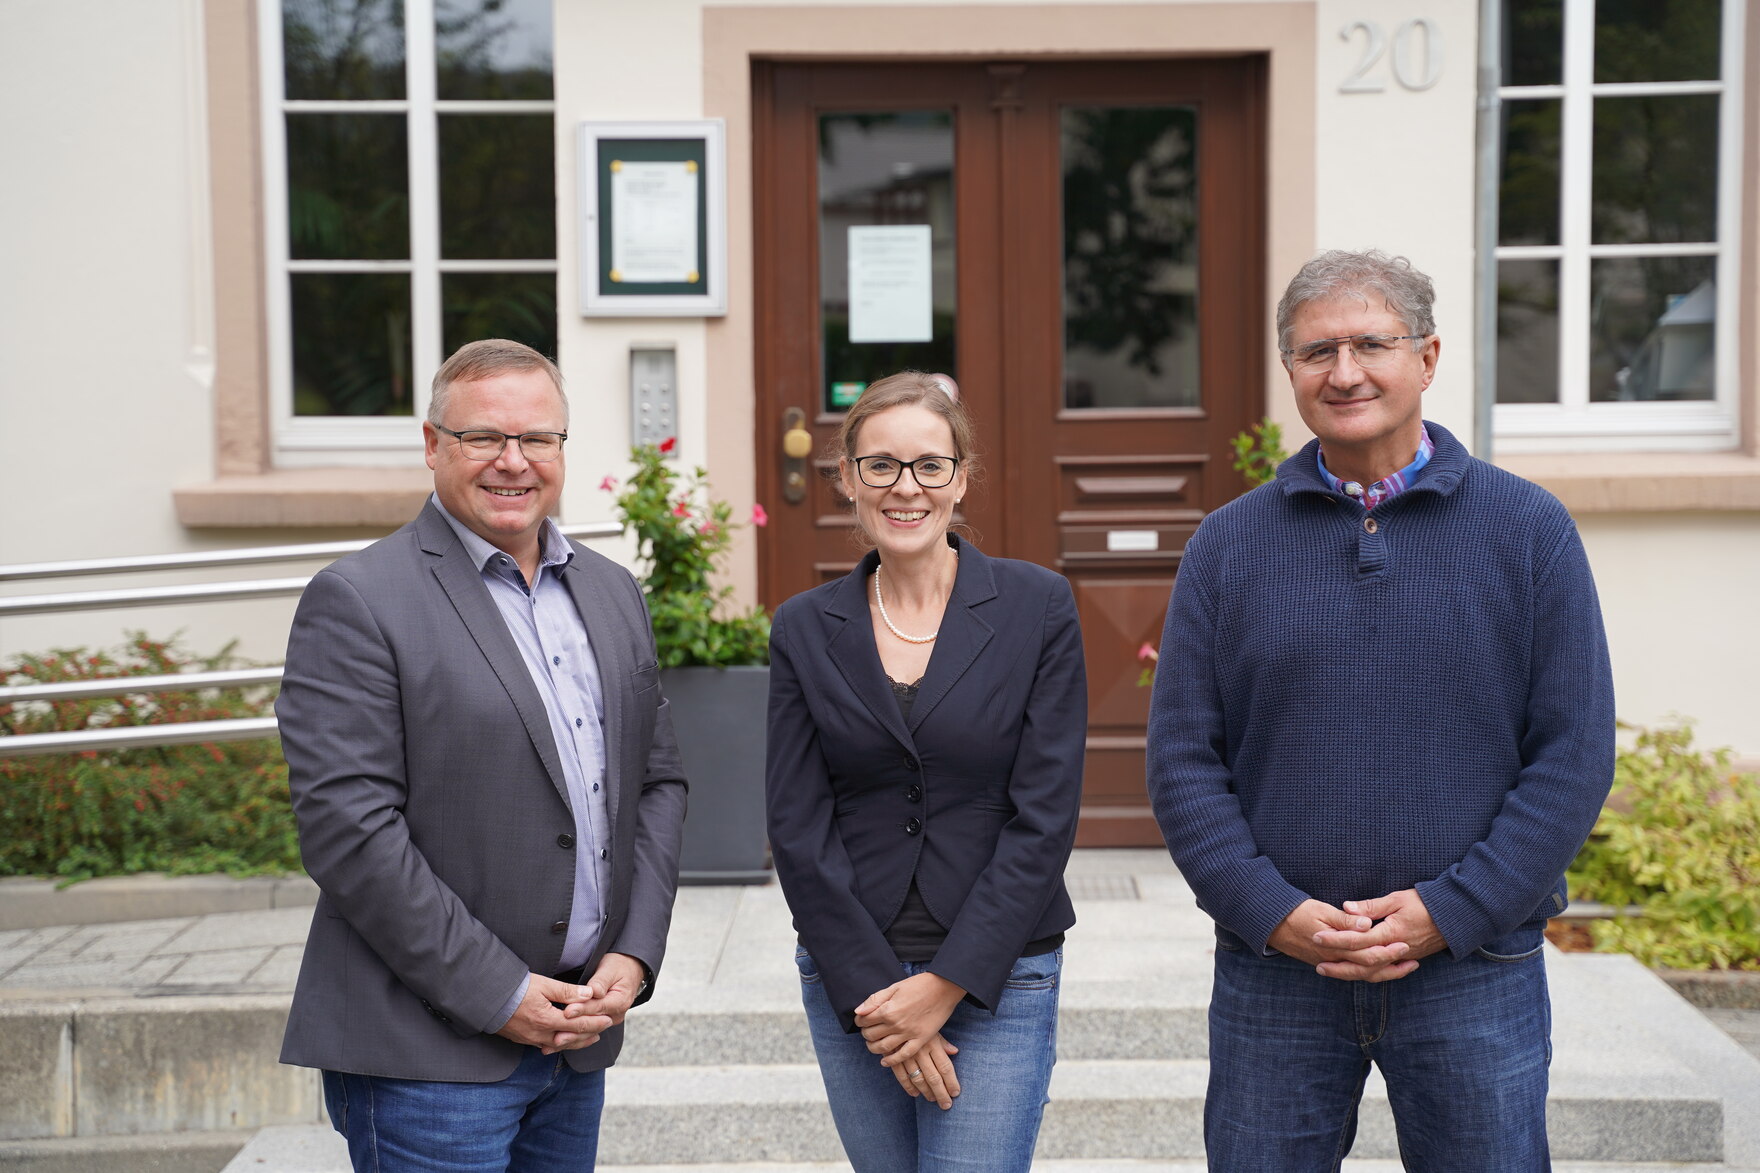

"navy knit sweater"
[1146, 421, 1615, 960]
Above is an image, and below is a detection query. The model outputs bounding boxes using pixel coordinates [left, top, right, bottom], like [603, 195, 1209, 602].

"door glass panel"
[1590, 256, 1715, 402]
[817, 112, 956, 413]
[436, 0, 553, 100]
[1061, 106, 1199, 409]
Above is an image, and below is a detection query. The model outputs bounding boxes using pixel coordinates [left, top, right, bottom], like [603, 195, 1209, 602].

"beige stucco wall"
[0, 0, 306, 664]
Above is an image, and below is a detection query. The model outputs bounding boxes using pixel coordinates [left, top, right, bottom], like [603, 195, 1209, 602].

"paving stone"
[249, 945, 305, 990]
[161, 908, 312, 954]
[164, 947, 278, 986]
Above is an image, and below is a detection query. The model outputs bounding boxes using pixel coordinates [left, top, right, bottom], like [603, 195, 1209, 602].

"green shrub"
[0, 635, 299, 881]
[1568, 724, 1760, 970]
[1229, 419, 1290, 489]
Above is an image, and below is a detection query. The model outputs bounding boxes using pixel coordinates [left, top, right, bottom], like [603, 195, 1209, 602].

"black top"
[883, 677, 1063, 964]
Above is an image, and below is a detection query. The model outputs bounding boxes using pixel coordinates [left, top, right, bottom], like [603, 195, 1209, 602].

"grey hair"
[428, 339, 568, 427]
[1275, 249, 1437, 356]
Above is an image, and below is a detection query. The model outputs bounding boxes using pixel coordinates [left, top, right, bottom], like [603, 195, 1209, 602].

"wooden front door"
[754, 58, 1265, 846]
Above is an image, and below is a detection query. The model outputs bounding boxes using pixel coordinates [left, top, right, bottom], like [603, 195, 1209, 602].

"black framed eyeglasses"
[853, 455, 960, 489]
[434, 425, 568, 462]
[1281, 333, 1428, 372]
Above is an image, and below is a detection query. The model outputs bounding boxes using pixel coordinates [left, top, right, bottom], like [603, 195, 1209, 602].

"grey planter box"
[661, 665, 771, 885]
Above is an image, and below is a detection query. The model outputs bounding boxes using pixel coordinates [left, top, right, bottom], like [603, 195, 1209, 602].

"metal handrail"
[0, 668, 283, 705]
[0, 520, 625, 757]
[0, 523, 622, 617]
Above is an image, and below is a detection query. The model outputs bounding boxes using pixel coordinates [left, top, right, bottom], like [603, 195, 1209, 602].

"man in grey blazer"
[276, 339, 688, 1171]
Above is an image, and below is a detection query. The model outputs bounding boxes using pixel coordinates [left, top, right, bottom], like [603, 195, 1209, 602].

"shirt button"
[600, 848, 610, 860]
[576, 717, 584, 727]
[553, 655, 561, 666]
[557, 833, 575, 849]
[1364, 517, 1379, 534]
[592, 782, 600, 792]
[550, 921, 567, 934]
[903, 817, 922, 835]
[906, 785, 923, 802]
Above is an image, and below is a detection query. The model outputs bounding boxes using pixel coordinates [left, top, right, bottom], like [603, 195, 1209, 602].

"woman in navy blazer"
[766, 371, 1087, 1171]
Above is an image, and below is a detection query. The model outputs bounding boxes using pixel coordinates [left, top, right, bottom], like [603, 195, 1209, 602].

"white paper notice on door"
[610, 161, 699, 283]
[848, 225, 933, 343]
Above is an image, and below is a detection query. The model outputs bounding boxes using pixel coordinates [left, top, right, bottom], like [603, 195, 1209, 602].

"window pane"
[1595, 0, 1720, 84]
[1501, 0, 1562, 86]
[1591, 95, 1718, 245]
[442, 272, 557, 361]
[818, 112, 957, 413]
[291, 273, 413, 416]
[438, 114, 555, 259]
[1589, 257, 1715, 402]
[1499, 99, 1560, 246]
[1495, 260, 1559, 404]
[283, 0, 405, 100]
[287, 114, 410, 259]
[1062, 106, 1200, 410]
[436, 0, 553, 100]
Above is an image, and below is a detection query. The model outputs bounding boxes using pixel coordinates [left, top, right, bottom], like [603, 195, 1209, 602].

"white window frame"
[1493, 0, 1745, 454]
[259, 0, 558, 467]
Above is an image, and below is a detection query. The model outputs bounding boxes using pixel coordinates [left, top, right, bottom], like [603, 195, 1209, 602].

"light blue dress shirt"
[431, 495, 611, 1031]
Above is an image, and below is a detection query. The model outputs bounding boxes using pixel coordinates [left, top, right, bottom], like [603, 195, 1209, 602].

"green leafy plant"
[1230, 418, 1290, 489]
[0, 635, 299, 881]
[1568, 724, 1760, 970]
[607, 439, 771, 668]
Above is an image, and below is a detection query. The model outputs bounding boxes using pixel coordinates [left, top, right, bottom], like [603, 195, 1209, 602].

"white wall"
[1580, 514, 1760, 761]
[0, 0, 307, 665]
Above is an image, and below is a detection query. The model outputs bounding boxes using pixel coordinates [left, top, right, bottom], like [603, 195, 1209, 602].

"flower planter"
[663, 665, 771, 884]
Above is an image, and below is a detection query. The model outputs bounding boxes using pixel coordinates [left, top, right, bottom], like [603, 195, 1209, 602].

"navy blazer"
[765, 535, 1086, 1028]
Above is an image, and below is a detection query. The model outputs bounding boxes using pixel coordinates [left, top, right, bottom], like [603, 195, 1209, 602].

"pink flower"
[672, 501, 690, 517]
[751, 503, 769, 528]
[658, 436, 677, 453]
[599, 475, 617, 492]
[1137, 642, 1159, 662]
[699, 522, 721, 538]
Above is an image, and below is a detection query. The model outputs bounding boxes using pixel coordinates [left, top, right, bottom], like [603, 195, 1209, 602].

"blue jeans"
[797, 947, 1061, 1173]
[1205, 934, 1551, 1171]
[322, 1048, 605, 1172]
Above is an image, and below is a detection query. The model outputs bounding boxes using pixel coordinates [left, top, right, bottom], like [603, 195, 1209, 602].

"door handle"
[781, 407, 812, 504]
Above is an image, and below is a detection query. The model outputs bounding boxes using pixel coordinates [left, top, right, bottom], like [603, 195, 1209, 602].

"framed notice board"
[578, 120, 726, 316]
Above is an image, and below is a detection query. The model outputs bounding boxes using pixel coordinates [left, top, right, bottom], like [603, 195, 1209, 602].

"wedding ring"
[909, 1069, 924, 1079]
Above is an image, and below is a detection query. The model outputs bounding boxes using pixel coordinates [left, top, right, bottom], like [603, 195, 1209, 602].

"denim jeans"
[797, 947, 1061, 1173]
[1205, 934, 1552, 1172]
[322, 1048, 605, 1172]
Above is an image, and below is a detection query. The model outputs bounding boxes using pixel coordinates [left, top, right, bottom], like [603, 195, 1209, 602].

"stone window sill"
[1495, 451, 1760, 513]
[174, 468, 432, 528]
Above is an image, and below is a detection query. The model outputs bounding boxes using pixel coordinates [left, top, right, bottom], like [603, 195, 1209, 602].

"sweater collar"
[1276, 419, 1470, 502]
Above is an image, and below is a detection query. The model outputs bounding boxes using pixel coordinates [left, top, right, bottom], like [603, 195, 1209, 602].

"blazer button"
[557, 833, 575, 849]
[906, 784, 923, 802]
[903, 817, 922, 835]
[904, 756, 919, 771]
[550, 921, 567, 934]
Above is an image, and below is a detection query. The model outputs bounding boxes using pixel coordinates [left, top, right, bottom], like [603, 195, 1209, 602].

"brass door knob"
[783, 427, 814, 459]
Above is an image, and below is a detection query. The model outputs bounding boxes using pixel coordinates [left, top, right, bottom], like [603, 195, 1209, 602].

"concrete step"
[593, 1058, 1725, 1165]
[0, 1129, 253, 1173]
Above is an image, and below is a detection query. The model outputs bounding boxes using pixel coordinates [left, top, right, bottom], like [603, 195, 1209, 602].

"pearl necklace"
[873, 558, 955, 644]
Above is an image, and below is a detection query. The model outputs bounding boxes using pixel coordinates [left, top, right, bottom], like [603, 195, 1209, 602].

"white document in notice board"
[848, 225, 933, 342]
[610, 161, 699, 283]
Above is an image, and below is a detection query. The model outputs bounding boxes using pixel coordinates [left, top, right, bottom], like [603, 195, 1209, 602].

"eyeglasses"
[1282, 333, 1428, 372]
[434, 425, 568, 462]
[853, 455, 960, 489]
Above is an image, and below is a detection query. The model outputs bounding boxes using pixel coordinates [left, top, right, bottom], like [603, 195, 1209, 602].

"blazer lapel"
[559, 551, 627, 825]
[907, 537, 995, 732]
[419, 504, 573, 812]
[823, 554, 916, 754]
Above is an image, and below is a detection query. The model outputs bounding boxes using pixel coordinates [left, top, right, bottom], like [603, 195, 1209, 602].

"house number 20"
[1340, 19, 1444, 93]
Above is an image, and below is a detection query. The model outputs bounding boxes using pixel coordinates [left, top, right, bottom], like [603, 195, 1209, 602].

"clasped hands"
[854, 971, 966, 1110]
[493, 951, 647, 1055]
[1269, 889, 1446, 982]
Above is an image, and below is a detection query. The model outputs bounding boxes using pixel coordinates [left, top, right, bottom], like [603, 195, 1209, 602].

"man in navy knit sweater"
[1147, 250, 1614, 1170]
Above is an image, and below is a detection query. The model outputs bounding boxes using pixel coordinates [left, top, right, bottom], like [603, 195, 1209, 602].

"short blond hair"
[429, 339, 567, 426]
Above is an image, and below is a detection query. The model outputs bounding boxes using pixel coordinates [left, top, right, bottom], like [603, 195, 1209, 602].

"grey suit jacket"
[277, 501, 687, 1080]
